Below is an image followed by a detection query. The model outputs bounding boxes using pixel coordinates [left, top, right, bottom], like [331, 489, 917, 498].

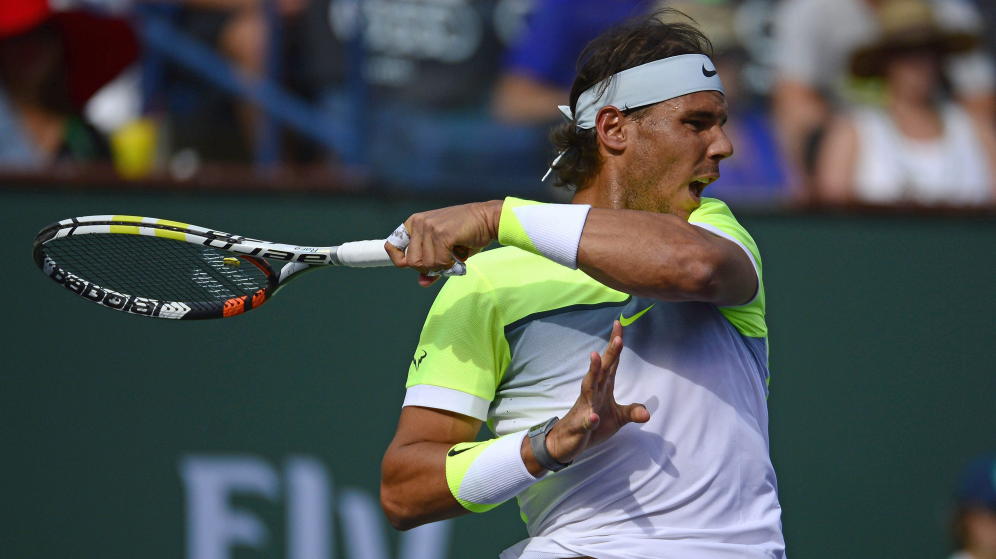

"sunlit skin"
[575, 90, 732, 218]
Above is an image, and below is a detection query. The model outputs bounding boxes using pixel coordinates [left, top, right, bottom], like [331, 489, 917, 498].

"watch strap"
[528, 417, 571, 472]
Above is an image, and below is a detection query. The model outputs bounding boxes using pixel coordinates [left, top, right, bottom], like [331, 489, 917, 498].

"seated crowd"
[0, 0, 993, 208]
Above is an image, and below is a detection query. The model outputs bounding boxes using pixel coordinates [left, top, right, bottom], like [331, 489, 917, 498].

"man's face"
[618, 91, 732, 218]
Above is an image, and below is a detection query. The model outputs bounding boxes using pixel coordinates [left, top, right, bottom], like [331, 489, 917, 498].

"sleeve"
[402, 260, 510, 421]
[687, 198, 767, 338]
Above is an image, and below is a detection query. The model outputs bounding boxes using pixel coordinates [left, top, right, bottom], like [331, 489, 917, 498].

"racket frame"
[33, 215, 354, 320]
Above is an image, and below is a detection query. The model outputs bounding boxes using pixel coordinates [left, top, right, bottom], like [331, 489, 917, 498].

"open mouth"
[688, 177, 713, 198]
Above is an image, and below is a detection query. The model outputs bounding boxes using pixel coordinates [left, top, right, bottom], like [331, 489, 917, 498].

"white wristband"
[446, 430, 539, 512]
[497, 198, 591, 269]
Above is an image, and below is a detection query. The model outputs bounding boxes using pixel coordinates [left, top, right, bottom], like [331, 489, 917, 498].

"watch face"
[528, 421, 547, 437]
[529, 417, 558, 437]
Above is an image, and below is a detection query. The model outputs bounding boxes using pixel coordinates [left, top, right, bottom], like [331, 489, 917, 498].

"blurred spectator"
[162, 0, 307, 162]
[771, 0, 995, 200]
[0, 0, 138, 167]
[815, 0, 996, 207]
[950, 454, 996, 559]
[304, 0, 553, 193]
[491, 0, 652, 125]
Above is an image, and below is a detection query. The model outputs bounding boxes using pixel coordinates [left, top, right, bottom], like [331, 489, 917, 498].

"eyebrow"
[684, 109, 728, 126]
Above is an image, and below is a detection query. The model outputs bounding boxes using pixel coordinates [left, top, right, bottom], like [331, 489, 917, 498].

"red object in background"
[0, 0, 139, 110]
[0, 0, 51, 37]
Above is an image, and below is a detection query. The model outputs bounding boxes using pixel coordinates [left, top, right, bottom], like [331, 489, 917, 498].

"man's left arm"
[385, 199, 756, 306]
[575, 207, 756, 306]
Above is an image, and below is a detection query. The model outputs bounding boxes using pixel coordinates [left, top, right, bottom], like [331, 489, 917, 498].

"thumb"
[620, 403, 650, 424]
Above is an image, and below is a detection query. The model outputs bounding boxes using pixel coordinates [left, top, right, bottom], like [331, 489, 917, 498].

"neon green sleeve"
[688, 198, 767, 338]
[405, 260, 511, 403]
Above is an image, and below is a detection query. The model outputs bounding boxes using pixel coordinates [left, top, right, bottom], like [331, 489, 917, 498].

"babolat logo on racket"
[43, 257, 180, 318]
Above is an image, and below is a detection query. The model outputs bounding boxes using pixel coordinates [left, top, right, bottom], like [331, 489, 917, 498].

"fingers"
[619, 403, 651, 424]
[385, 241, 407, 267]
[384, 223, 410, 267]
[392, 216, 460, 277]
[418, 273, 441, 287]
[580, 351, 600, 394]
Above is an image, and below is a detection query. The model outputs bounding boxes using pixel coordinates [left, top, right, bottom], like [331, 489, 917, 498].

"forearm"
[380, 405, 547, 531]
[577, 209, 734, 302]
[493, 200, 754, 305]
[380, 441, 469, 530]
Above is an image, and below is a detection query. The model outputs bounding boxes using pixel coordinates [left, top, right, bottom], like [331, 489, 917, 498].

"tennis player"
[382, 12, 785, 559]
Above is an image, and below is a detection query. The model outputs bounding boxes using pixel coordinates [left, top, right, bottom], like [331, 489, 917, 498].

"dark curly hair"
[548, 9, 714, 190]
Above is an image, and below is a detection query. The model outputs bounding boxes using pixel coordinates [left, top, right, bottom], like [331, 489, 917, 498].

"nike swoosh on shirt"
[702, 65, 717, 77]
[619, 304, 655, 326]
[447, 442, 484, 457]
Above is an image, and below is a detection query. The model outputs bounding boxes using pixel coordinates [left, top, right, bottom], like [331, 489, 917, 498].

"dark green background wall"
[3, 189, 994, 558]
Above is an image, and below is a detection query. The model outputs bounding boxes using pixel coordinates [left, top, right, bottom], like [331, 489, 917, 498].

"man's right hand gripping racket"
[32, 215, 464, 320]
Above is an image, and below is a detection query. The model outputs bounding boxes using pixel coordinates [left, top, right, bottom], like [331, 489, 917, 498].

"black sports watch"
[527, 416, 572, 472]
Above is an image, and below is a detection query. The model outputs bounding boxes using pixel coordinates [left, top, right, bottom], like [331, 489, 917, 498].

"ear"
[594, 106, 628, 153]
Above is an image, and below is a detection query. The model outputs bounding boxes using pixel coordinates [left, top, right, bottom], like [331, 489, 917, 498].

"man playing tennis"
[382, 12, 785, 559]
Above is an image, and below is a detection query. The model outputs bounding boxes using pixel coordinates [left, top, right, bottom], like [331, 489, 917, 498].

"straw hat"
[850, 0, 979, 78]
[0, 0, 138, 110]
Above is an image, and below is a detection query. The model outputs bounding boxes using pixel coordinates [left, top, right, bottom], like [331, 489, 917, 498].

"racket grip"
[337, 239, 466, 276]
[336, 240, 394, 267]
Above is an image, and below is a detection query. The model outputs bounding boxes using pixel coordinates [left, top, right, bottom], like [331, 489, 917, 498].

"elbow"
[657, 252, 721, 301]
[379, 484, 422, 531]
[684, 257, 722, 301]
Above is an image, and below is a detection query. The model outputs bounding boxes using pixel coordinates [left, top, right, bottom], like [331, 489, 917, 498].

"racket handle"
[336, 239, 466, 276]
[336, 240, 394, 267]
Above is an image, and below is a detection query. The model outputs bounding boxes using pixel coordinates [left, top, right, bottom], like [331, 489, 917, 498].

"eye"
[684, 119, 710, 131]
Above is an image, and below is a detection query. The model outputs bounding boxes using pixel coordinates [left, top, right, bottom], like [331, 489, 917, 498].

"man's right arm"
[380, 322, 648, 531]
[380, 406, 481, 530]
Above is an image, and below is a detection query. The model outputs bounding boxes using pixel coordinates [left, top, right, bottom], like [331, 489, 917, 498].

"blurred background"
[2, 0, 994, 558]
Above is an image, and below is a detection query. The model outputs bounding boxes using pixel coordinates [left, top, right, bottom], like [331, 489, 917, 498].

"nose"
[708, 126, 733, 161]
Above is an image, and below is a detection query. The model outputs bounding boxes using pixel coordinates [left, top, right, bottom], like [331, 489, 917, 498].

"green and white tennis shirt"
[403, 198, 785, 559]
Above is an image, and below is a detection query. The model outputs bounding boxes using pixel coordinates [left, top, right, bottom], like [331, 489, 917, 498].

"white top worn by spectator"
[851, 103, 992, 205]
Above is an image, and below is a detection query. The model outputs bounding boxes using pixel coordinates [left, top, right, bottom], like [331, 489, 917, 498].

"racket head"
[33, 216, 279, 319]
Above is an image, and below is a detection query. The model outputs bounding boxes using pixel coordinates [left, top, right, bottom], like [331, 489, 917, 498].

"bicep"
[389, 406, 482, 449]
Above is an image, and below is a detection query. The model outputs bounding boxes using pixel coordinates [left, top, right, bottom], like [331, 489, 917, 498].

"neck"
[571, 162, 627, 209]
[571, 151, 628, 210]
[886, 92, 943, 140]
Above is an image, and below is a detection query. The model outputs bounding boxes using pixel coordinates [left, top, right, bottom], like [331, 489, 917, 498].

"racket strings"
[42, 233, 272, 302]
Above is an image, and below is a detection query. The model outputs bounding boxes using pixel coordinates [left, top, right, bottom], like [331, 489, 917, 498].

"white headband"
[543, 53, 724, 182]
[559, 53, 724, 130]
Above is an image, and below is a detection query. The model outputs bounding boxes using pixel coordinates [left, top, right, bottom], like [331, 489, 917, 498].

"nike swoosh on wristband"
[619, 304, 655, 326]
[448, 442, 484, 457]
[702, 65, 717, 77]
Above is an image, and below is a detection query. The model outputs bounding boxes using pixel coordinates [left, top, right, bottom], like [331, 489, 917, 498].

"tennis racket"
[32, 215, 463, 320]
